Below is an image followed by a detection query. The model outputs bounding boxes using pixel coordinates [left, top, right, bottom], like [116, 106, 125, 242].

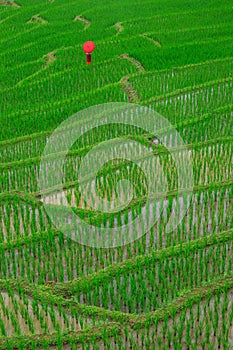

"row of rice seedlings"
[55, 277, 233, 350]
[1, 56, 231, 163]
[1, 58, 231, 142]
[43, 181, 232, 245]
[2, 58, 137, 115]
[121, 5, 233, 37]
[1, 4, 229, 140]
[1, 275, 231, 349]
[0, 324, 122, 350]
[146, 23, 233, 50]
[0, 184, 231, 283]
[3, 76, 230, 151]
[0, 58, 44, 90]
[67, 231, 232, 313]
[146, 78, 232, 125]
[65, 138, 231, 206]
[120, 287, 233, 350]
[177, 107, 233, 144]
[3, 52, 231, 115]
[0, 280, 98, 337]
[2, 181, 232, 243]
[1, 133, 231, 194]
[0, 115, 145, 163]
[1, 181, 231, 242]
[1, 81, 128, 141]
[0, 11, 85, 65]
[130, 57, 233, 101]
[0, 196, 52, 242]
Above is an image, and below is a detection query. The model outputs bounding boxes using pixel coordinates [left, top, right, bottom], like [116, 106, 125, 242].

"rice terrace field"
[0, 0, 233, 349]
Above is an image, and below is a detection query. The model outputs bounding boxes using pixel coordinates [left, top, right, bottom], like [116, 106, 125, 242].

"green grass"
[0, 0, 232, 348]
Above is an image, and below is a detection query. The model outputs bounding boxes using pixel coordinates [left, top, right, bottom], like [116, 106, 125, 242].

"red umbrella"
[83, 41, 95, 65]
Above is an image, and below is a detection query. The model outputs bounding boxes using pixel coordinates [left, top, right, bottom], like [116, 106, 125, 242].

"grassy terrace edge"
[0, 178, 232, 224]
[0, 100, 232, 153]
[0, 273, 232, 349]
[42, 228, 233, 298]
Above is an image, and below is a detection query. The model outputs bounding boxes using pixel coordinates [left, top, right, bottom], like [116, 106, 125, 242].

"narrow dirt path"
[114, 22, 124, 35]
[118, 54, 144, 102]
[140, 33, 161, 47]
[0, 1, 20, 7]
[120, 75, 140, 103]
[118, 54, 145, 72]
[44, 51, 56, 67]
[27, 15, 48, 24]
[74, 15, 90, 29]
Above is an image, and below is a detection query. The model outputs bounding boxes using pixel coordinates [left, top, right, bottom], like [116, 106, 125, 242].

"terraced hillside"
[0, 0, 232, 349]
